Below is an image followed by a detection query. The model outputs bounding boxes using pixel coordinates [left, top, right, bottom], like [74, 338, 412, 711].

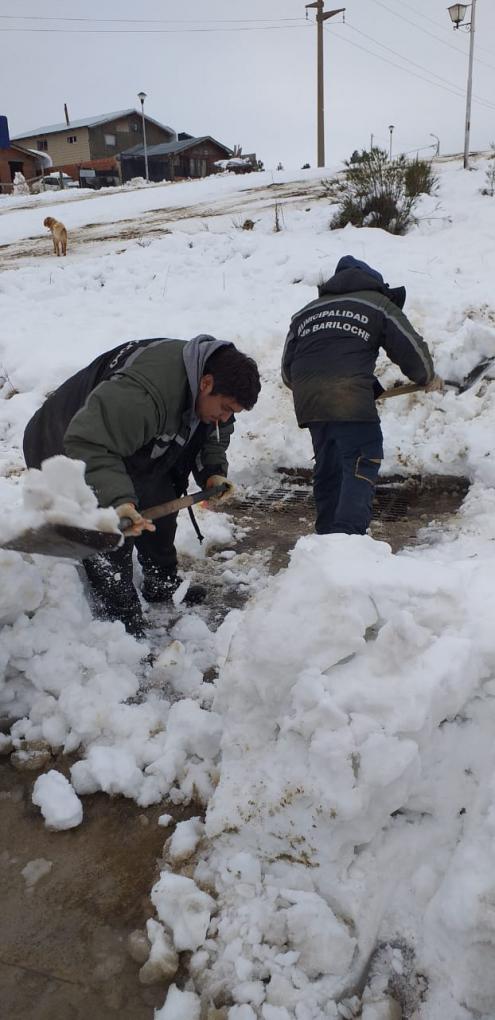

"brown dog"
[43, 216, 67, 257]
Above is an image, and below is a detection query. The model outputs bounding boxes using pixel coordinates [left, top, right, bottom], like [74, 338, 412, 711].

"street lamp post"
[137, 91, 149, 182]
[388, 124, 394, 160]
[430, 133, 440, 156]
[447, 1, 477, 169]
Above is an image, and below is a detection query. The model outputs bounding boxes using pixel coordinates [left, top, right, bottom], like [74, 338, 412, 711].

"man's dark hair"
[205, 345, 261, 410]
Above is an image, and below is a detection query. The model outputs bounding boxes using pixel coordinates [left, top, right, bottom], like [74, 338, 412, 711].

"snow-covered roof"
[25, 147, 52, 168]
[120, 135, 232, 159]
[12, 110, 175, 140]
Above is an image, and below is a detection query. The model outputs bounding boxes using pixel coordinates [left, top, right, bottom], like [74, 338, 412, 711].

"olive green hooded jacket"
[23, 335, 233, 508]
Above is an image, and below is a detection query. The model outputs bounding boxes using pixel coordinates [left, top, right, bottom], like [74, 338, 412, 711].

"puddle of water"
[0, 757, 199, 1020]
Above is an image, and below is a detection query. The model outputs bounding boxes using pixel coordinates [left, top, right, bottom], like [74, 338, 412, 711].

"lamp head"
[447, 4, 468, 28]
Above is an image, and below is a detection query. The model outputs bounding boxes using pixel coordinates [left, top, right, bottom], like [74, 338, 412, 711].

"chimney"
[64, 104, 70, 126]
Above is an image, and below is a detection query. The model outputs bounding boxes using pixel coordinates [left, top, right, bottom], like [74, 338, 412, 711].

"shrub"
[331, 148, 437, 235]
[405, 158, 438, 198]
[481, 143, 495, 197]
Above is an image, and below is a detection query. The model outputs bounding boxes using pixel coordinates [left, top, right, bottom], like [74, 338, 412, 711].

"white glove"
[205, 475, 236, 504]
[115, 502, 156, 537]
[425, 374, 445, 393]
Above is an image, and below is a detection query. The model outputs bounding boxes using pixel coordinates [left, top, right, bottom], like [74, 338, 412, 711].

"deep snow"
[1, 160, 495, 1018]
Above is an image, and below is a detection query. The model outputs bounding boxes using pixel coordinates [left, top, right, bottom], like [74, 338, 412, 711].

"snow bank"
[191, 530, 495, 1016]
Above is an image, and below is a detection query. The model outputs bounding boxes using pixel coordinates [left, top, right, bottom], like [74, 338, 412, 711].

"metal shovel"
[377, 355, 495, 401]
[1, 483, 228, 561]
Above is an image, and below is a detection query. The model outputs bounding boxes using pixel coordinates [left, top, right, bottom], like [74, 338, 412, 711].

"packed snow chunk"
[139, 918, 178, 984]
[262, 1006, 292, 1020]
[168, 816, 204, 863]
[21, 858, 53, 890]
[6, 456, 119, 541]
[127, 928, 151, 964]
[361, 1004, 399, 1020]
[228, 1008, 257, 1020]
[0, 551, 43, 625]
[285, 891, 356, 980]
[71, 745, 144, 799]
[145, 699, 222, 804]
[151, 872, 215, 951]
[233, 980, 266, 1006]
[151, 640, 203, 697]
[32, 770, 83, 829]
[155, 983, 200, 1019]
[158, 813, 173, 828]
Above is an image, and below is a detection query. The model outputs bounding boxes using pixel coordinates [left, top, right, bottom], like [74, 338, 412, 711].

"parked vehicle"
[42, 172, 79, 190]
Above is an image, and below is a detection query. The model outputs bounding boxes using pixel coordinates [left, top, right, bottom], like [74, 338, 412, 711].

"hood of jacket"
[183, 334, 234, 435]
[318, 254, 406, 309]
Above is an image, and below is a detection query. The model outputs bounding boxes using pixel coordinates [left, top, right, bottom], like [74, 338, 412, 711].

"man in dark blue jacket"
[282, 255, 441, 536]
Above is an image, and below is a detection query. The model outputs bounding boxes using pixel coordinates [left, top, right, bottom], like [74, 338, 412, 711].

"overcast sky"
[2, 0, 495, 169]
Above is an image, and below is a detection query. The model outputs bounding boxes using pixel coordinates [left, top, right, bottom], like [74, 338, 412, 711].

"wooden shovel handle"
[377, 382, 426, 399]
[119, 483, 228, 532]
[377, 380, 459, 400]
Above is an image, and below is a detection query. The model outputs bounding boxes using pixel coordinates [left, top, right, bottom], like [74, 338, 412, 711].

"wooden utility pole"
[305, 1, 345, 167]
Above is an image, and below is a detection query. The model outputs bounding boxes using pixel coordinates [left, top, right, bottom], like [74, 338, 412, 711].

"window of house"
[131, 123, 139, 132]
[189, 158, 207, 177]
[67, 135, 77, 144]
[37, 139, 48, 151]
[104, 134, 116, 146]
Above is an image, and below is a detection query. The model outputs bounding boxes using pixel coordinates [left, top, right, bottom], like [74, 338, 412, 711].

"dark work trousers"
[308, 421, 383, 535]
[83, 467, 180, 633]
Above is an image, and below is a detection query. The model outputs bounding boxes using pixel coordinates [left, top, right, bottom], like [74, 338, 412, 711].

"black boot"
[83, 545, 146, 638]
[142, 573, 207, 606]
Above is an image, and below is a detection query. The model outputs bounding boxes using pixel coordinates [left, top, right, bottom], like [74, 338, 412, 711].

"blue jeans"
[308, 421, 383, 535]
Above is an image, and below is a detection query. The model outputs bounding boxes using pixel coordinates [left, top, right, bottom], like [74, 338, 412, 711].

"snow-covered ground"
[1, 160, 495, 1019]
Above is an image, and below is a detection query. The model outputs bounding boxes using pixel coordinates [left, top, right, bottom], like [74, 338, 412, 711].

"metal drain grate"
[232, 475, 469, 524]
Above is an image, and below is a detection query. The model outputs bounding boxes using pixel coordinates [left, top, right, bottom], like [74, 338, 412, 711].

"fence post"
[59, 171, 65, 190]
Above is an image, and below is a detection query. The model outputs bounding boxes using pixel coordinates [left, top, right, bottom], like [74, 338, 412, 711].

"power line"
[0, 24, 311, 35]
[345, 22, 495, 111]
[383, 0, 495, 61]
[324, 26, 495, 111]
[0, 14, 307, 25]
[368, 0, 495, 74]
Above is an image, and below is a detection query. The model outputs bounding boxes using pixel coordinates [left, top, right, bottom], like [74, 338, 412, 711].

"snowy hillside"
[1, 160, 495, 1019]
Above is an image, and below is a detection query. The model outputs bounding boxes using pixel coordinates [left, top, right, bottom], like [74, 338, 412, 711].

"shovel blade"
[2, 522, 122, 560]
[458, 357, 495, 393]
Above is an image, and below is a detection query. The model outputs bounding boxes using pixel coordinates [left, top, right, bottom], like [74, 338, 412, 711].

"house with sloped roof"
[12, 110, 176, 169]
[0, 115, 52, 193]
[120, 134, 233, 183]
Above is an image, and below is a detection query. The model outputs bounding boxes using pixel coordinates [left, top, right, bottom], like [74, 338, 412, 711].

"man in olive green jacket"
[24, 335, 260, 637]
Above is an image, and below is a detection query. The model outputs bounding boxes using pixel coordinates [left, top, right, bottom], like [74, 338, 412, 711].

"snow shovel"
[1, 483, 228, 561]
[377, 355, 495, 400]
